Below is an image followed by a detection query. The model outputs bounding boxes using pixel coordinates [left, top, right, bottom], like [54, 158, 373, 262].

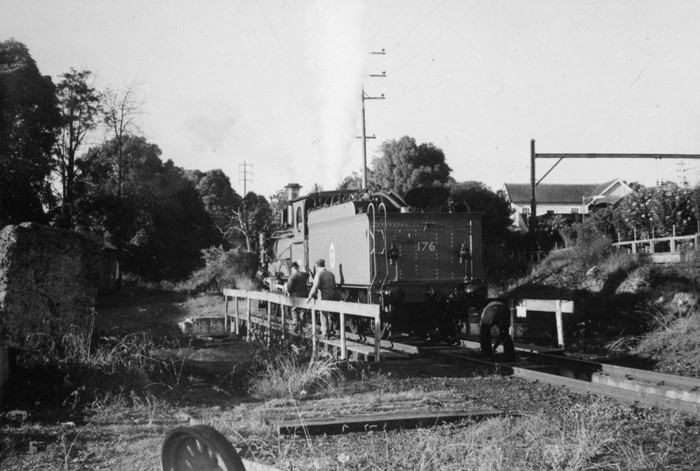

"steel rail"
[424, 348, 700, 416]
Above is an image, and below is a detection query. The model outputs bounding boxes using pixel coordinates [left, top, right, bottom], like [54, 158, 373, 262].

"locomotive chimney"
[285, 183, 301, 201]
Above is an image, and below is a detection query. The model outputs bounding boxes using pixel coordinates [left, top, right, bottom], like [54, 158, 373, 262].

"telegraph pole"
[239, 161, 253, 196]
[361, 49, 386, 190]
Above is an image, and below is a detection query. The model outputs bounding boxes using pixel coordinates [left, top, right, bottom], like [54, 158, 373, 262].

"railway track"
[243, 308, 700, 415]
[414, 342, 700, 416]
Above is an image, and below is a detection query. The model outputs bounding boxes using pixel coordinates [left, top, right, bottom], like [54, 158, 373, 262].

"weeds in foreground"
[248, 351, 341, 400]
[253, 400, 674, 470]
[9, 330, 213, 414]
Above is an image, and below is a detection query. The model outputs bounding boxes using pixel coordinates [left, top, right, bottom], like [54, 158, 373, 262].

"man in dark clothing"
[306, 259, 338, 338]
[285, 262, 309, 331]
[480, 300, 515, 360]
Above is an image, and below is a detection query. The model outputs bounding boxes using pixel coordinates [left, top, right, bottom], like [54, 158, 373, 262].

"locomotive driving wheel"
[161, 425, 245, 471]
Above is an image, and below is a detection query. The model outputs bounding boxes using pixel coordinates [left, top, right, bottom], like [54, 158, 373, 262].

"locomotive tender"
[264, 183, 487, 335]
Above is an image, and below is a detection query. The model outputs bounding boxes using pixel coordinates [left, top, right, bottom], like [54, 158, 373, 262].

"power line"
[393, 0, 450, 50]
[367, 0, 416, 45]
[397, 0, 485, 73]
[255, 0, 287, 55]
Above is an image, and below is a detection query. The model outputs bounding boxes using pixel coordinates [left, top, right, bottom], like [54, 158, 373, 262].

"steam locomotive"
[261, 183, 487, 337]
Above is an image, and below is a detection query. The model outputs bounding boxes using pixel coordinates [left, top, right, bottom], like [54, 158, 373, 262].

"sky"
[3, 0, 700, 198]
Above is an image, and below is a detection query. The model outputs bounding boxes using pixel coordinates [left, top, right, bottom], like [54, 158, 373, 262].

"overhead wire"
[392, 0, 450, 50]
[397, 0, 486, 73]
[255, 0, 288, 56]
[366, 0, 416, 46]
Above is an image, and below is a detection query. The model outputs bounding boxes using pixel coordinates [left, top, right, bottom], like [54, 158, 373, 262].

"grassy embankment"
[502, 237, 700, 376]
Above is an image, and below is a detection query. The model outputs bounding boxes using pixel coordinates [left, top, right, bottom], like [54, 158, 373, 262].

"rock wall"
[0, 223, 101, 347]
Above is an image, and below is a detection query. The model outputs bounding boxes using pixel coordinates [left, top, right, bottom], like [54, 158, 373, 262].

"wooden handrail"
[223, 288, 382, 361]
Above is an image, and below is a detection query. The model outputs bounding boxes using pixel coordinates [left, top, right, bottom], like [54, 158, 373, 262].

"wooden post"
[246, 297, 251, 341]
[234, 297, 240, 335]
[224, 295, 229, 333]
[555, 300, 565, 349]
[311, 307, 317, 355]
[280, 299, 286, 339]
[672, 225, 677, 253]
[509, 299, 515, 338]
[374, 314, 381, 361]
[267, 298, 272, 347]
[339, 311, 346, 360]
[632, 229, 637, 254]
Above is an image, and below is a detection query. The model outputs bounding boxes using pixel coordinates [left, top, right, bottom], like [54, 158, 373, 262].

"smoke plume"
[307, 2, 367, 188]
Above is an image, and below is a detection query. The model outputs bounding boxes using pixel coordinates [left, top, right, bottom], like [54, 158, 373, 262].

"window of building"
[571, 208, 579, 213]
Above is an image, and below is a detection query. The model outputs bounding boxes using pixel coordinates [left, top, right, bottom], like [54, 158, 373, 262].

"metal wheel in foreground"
[161, 425, 246, 471]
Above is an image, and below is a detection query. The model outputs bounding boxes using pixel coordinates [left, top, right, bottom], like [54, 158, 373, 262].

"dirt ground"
[3, 292, 700, 470]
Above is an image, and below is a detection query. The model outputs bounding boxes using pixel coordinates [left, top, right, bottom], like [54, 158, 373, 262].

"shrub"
[183, 246, 259, 293]
[248, 350, 341, 400]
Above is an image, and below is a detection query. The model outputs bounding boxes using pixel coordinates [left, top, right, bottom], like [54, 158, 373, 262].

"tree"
[649, 182, 696, 237]
[337, 172, 362, 191]
[0, 39, 60, 226]
[78, 135, 219, 281]
[53, 68, 101, 228]
[222, 192, 272, 252]
[188, 169, 242, 244]
[268, 187, 289, 232]
[448, 181, 512, 242]
[102, 83, 143, 201]
[370, 136, 452, 195]
[615, 183, 696, 239]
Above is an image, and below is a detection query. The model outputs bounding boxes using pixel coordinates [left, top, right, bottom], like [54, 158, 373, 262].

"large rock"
[0, 223, 101, 347]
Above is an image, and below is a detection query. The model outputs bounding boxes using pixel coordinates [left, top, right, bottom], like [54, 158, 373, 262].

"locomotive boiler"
[263, 184, 487, 337]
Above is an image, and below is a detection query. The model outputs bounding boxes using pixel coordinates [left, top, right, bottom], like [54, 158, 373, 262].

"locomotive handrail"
[367, 202, 378, 288]
[223, 288, 382, 361]
[379, 202, 391, 287]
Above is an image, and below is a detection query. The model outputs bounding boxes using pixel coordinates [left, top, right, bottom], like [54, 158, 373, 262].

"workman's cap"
[290, 262, 299, 269]
[315, 259, 325, 267]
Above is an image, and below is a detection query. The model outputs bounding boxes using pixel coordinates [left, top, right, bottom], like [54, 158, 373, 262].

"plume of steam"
[307, 2, 368, 188]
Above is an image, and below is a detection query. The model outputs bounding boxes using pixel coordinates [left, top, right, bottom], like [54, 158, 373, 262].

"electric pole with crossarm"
[238, 161, 253, 196]
[360, 49, 386, 190]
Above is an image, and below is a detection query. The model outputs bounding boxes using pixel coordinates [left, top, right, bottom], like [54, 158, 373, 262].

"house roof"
[504, 183, 600, 205]
[591, 179, 621, 197]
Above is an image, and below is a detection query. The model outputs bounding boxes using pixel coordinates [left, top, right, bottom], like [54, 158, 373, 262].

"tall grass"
[248, 352, 341, 400]
[261, 399, 670, 470]
[21, 331, 166, 376]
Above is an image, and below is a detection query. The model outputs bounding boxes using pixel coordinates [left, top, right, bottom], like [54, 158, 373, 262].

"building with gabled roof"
[503, 179, 633, 232]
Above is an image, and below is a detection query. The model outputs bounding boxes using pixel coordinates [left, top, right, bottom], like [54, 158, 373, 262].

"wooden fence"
[222, 289, 383, 361]
[613, 231, 699, 262]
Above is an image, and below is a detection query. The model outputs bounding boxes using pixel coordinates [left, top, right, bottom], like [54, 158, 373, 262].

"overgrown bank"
[503, 234, 700, 376]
